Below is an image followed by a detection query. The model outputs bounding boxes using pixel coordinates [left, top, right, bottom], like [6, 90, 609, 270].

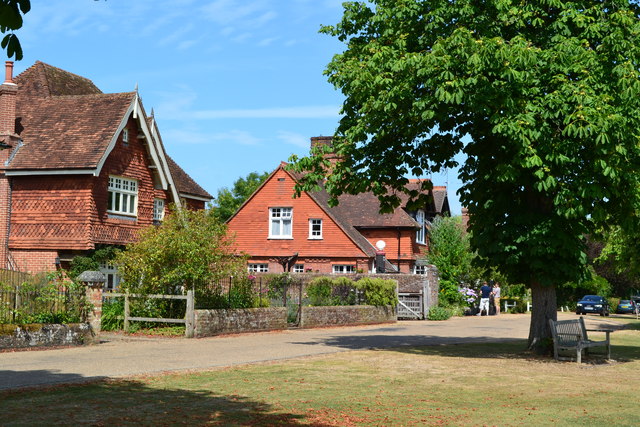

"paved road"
[0, 313, 620, 390]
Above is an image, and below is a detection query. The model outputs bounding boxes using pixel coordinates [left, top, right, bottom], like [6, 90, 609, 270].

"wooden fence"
[104, 290, 194, 337]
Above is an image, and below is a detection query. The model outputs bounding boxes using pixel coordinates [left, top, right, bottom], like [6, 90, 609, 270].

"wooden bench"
[548, 317, 612, 363]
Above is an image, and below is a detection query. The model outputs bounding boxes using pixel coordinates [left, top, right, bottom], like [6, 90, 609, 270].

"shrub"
[101, 298, 124, 331]
[307, 277, 334, 306]
[354, 278, 397, 307]
[427, 306, 452, 321]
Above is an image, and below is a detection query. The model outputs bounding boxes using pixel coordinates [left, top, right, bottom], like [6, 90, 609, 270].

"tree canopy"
[115, 208, 247, 296]
[0, 0, 29, 60]
[212, 171, 269, 223]
[290, 0, 640, 351]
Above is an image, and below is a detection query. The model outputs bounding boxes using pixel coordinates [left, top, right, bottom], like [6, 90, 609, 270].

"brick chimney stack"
[310, 136, 342, 171]
[0, 61, 18, 144]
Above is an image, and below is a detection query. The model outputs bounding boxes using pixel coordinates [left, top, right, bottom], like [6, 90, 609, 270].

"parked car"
[576, 295, 610, 316]
[616, 299, 636, 314]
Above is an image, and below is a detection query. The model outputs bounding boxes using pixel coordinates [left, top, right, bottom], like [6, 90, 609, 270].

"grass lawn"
[1, 318, 639, 426]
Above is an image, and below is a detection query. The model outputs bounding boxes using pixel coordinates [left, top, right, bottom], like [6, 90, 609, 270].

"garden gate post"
[185, 290, 194, 338]
[77, 270, 106, 342]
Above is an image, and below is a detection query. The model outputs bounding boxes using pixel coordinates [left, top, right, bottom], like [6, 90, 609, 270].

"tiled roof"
[165, 155, 212, 200]
[11, 92, 134, 170]
[14, 61, 102, 97]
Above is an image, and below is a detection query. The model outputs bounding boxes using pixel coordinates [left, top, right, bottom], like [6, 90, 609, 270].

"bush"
[355, 278, 397, 307]
[427, 306, 452, 321]
[307, 277, 334, 306]
[101, 298, 124, 331]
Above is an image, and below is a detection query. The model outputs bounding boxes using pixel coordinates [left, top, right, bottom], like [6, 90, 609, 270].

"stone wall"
[0, 323, 94, 349]
[194, 307, 287, 337]
[300, 305, 396, 328]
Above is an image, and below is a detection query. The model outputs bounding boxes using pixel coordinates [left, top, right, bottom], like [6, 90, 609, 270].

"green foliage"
[306, 277, 334, 306]
[101, 298, 124, 331]
[0, 276, 90, 325]
[69, 246, 121, 280]
[0, 0, 30, 60]
[289, 0, 640, 348]
[115, 208, 248, 304]
[212, 171, 269, 223]
[557, 268, 612, 307]
[354, 277, 397, 307]
[427, 306, 453, 321]
[227, 277, 256, 309]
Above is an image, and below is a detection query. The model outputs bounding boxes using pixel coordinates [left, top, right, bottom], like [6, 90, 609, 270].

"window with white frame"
[415, 209, 426, 244]
[122, 128, 129, 144]
[309, 218, 322, 239]
[108, 176, 138, 216]
[269, 207, 292, 238]
[153, 198, 165, 221]
[333, 265, 356, 274]
[99, 262, 121, 291]
[414, 264, 427, 275]
[293, 264, 304, 273]
[248, 263, 269, 273]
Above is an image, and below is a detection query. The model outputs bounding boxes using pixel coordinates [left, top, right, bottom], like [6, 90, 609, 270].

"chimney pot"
[4, 61, 14, 85]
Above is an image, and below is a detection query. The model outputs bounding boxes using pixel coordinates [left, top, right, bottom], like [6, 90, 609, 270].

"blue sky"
[12, 0, 462, 215]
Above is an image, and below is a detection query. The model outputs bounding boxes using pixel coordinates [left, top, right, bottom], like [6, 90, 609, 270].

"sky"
[11, 0, 463, 215]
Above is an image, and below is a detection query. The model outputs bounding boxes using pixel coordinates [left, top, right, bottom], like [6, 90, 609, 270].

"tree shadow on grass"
[0, 371, 331, 426]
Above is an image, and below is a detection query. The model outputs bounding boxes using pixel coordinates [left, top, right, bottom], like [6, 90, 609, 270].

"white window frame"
[333, 265, 356, 274]
[414, 264, 427, 275]
[308, 218, 323, 239]
[122, 128, 129, 143]
[293, 264, 304, 273]
[248, 263, 269, 273]
[99, 262, 121, 291]
[269, 207, 293, 238]
[415, 209, 426, 244]
[153, 198, 165, 221]
[108, 176, 138, 216]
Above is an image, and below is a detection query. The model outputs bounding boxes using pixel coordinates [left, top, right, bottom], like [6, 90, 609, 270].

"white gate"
[397, 292, 423, 319]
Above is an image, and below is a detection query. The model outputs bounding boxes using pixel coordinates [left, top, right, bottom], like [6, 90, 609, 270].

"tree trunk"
[527, 280, 557, 354]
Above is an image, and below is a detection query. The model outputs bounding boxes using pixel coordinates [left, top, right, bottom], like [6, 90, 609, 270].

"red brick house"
[0, 61, 211, 274]
[227, 137, 449, 274]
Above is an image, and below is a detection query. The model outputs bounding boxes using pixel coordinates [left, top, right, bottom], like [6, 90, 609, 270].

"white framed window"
[309, 218, 322, 239]
[108, 176, 138, 216]
[100, 262, 121, 291]
[414, 264, 427, 275]
[248, 263, 269, 273]
[122, 128, 129, 144]
[293, 264, 304, 273]
[153, 198, 165, 221]
[269, 207, 292, 238]
[333, 265, 356, 274]
[415, 209, 426, 244]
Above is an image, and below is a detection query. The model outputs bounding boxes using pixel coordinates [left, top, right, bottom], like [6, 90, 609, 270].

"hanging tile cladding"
[9, 175, 94, 250]
[359, 228, 417, 261]
[90, 117, 169, 246]
[228, 167, 367, 259]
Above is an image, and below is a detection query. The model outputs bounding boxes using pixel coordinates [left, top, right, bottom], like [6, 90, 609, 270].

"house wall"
[228, 167, 368, 263]
[10, 249, 59, 273]
[91, 116, 170, 246]
[359, 228, 424, 273]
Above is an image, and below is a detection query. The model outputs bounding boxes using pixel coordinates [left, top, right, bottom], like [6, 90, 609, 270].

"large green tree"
[290, 0, 640, 351]
[212, 171, 269, 222]
[0, 0, 29, 60]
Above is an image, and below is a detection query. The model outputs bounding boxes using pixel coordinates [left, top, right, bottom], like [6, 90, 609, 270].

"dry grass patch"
[1, 330, 639, 426]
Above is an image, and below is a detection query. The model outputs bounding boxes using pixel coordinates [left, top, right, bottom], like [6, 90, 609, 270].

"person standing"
[493, 281, 501, 315]
[477, 281, 492, 316]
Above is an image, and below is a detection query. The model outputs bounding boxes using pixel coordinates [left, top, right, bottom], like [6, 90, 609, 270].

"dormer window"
[122, 128, 129, 145]
[153, 198, 165, 222]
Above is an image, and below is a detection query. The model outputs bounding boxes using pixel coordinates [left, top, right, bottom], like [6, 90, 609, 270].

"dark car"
[576, 295, 610, 316]
[616, 299, 636, 314]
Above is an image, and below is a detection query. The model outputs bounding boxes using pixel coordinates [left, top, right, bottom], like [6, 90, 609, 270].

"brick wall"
[194, 307, 287, 337]
[300, 305, 396, 328]
[10, 249, 59, 273]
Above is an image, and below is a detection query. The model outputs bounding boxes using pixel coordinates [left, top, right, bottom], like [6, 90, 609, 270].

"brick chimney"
[310, 136, 342, 171]
[0, 61, 18, 147]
